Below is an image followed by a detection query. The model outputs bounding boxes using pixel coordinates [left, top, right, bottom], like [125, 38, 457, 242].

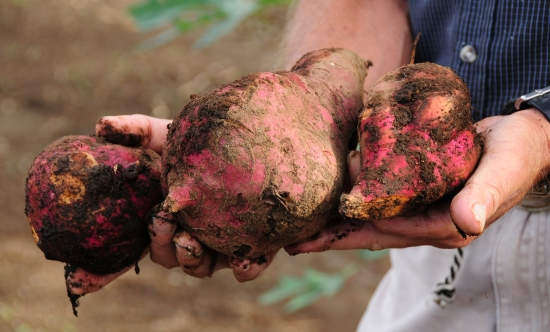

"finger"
[230, 252, 277, 282]
[173, 232, 230, 278]
[285, 221, 419, 254]
[451, 115, 539, 235]
[473, 115, 501, 133]
[370, 202, 460, 240]
[95, 114, 172, 154]
[66, 266, 131, 296]
[149, 215, 179, 268]
[173, 231, 204, 268]
[181, 251, 229, 278]
[182, 251, 214, 278]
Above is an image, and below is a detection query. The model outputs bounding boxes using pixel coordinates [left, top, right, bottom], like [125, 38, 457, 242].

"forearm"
[283, 0, 412, 88]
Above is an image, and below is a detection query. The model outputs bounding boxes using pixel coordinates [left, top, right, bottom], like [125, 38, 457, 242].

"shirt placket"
[452, 0, 496, 121]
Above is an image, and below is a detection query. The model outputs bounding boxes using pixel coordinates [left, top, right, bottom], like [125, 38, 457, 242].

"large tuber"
[25, 135, 163, 274]
[161, 48, 370, 261]
[340, 63, 482, 221]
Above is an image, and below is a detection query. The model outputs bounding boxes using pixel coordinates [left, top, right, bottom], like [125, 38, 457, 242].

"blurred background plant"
[260, 250, 388, 313]
[129, 0, 291, 50]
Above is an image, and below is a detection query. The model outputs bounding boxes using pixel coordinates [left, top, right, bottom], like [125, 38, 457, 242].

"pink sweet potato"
[161, 48, 370, 261]
[25, 135, 163, 274]
[340, 63, 482, 220]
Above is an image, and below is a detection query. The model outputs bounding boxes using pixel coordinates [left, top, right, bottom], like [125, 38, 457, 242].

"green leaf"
[193, 0, 258, 48]
[285, 289, 323, 312]
[129, 0, 290, 49]
[129, 0, 215, 31]
[304, 269, 342, 294]
[259, 266, 358, 312]
[136, 27, 181, 51]
[173, 10, 225, 33]
[259, 0, 291, 5]
[259, 276, 308, 305]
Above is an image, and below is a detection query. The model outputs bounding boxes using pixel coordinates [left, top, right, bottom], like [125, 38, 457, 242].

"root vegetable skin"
[162, 48, 370, 260]
[25, 136, 163, 274]
[340, 63, 482, 221]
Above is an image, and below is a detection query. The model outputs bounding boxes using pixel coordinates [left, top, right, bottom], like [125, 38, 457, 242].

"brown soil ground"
[0, 1, 389, 331]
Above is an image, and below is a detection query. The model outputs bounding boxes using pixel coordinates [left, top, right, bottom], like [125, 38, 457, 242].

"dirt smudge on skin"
[96, 119, 147, 147]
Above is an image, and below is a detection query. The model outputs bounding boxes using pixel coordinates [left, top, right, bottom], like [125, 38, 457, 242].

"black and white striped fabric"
[409, 0, 550, 121]
[433, 248, 464, 307]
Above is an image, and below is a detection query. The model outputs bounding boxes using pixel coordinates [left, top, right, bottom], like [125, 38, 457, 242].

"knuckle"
[467, 180, 503, 212]
[483, 182, 503, 211]
[172, 234, 188, 248]
[133, 114, 153, 147]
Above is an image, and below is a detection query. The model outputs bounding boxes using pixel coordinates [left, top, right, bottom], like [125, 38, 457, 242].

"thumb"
[450, 118, 535, 235]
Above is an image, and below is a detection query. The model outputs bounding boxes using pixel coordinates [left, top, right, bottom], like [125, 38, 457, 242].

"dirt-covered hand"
[286, 109, 550, 254]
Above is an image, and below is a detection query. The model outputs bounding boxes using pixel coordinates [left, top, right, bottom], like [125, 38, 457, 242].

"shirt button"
[459, 45, 477, 63]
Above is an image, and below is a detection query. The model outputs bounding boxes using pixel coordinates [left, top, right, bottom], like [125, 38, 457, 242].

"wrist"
[514, 108, 550, 171]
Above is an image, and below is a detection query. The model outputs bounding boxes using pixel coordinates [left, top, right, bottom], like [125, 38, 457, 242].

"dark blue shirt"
[409, 1, 550, 121]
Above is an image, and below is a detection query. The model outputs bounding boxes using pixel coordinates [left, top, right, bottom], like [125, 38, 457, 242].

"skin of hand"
[286, 109, 550, 254]
[67, 115, 276, 296]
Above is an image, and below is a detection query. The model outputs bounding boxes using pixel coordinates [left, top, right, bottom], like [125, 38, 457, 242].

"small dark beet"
[25, 135, 163, 274]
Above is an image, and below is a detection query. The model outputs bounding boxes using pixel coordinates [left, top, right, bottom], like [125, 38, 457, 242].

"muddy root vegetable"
[162, 48, 370, 261]
[25, 135, 163, 274]
[340, 63, 482, 221]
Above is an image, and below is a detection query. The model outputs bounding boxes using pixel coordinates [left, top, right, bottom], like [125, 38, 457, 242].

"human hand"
[67, 114, 275, 296]
[286, 109, 550, 254]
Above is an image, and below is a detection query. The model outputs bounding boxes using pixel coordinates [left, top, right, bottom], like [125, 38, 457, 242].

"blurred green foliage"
[128, 0, 291, 49]
[259, 266, 358, 313]
[358, 249, 389, 261]
[259, 250, 388, 312]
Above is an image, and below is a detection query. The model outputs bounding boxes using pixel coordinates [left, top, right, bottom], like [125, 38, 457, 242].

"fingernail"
[472, 203, 486, 232]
